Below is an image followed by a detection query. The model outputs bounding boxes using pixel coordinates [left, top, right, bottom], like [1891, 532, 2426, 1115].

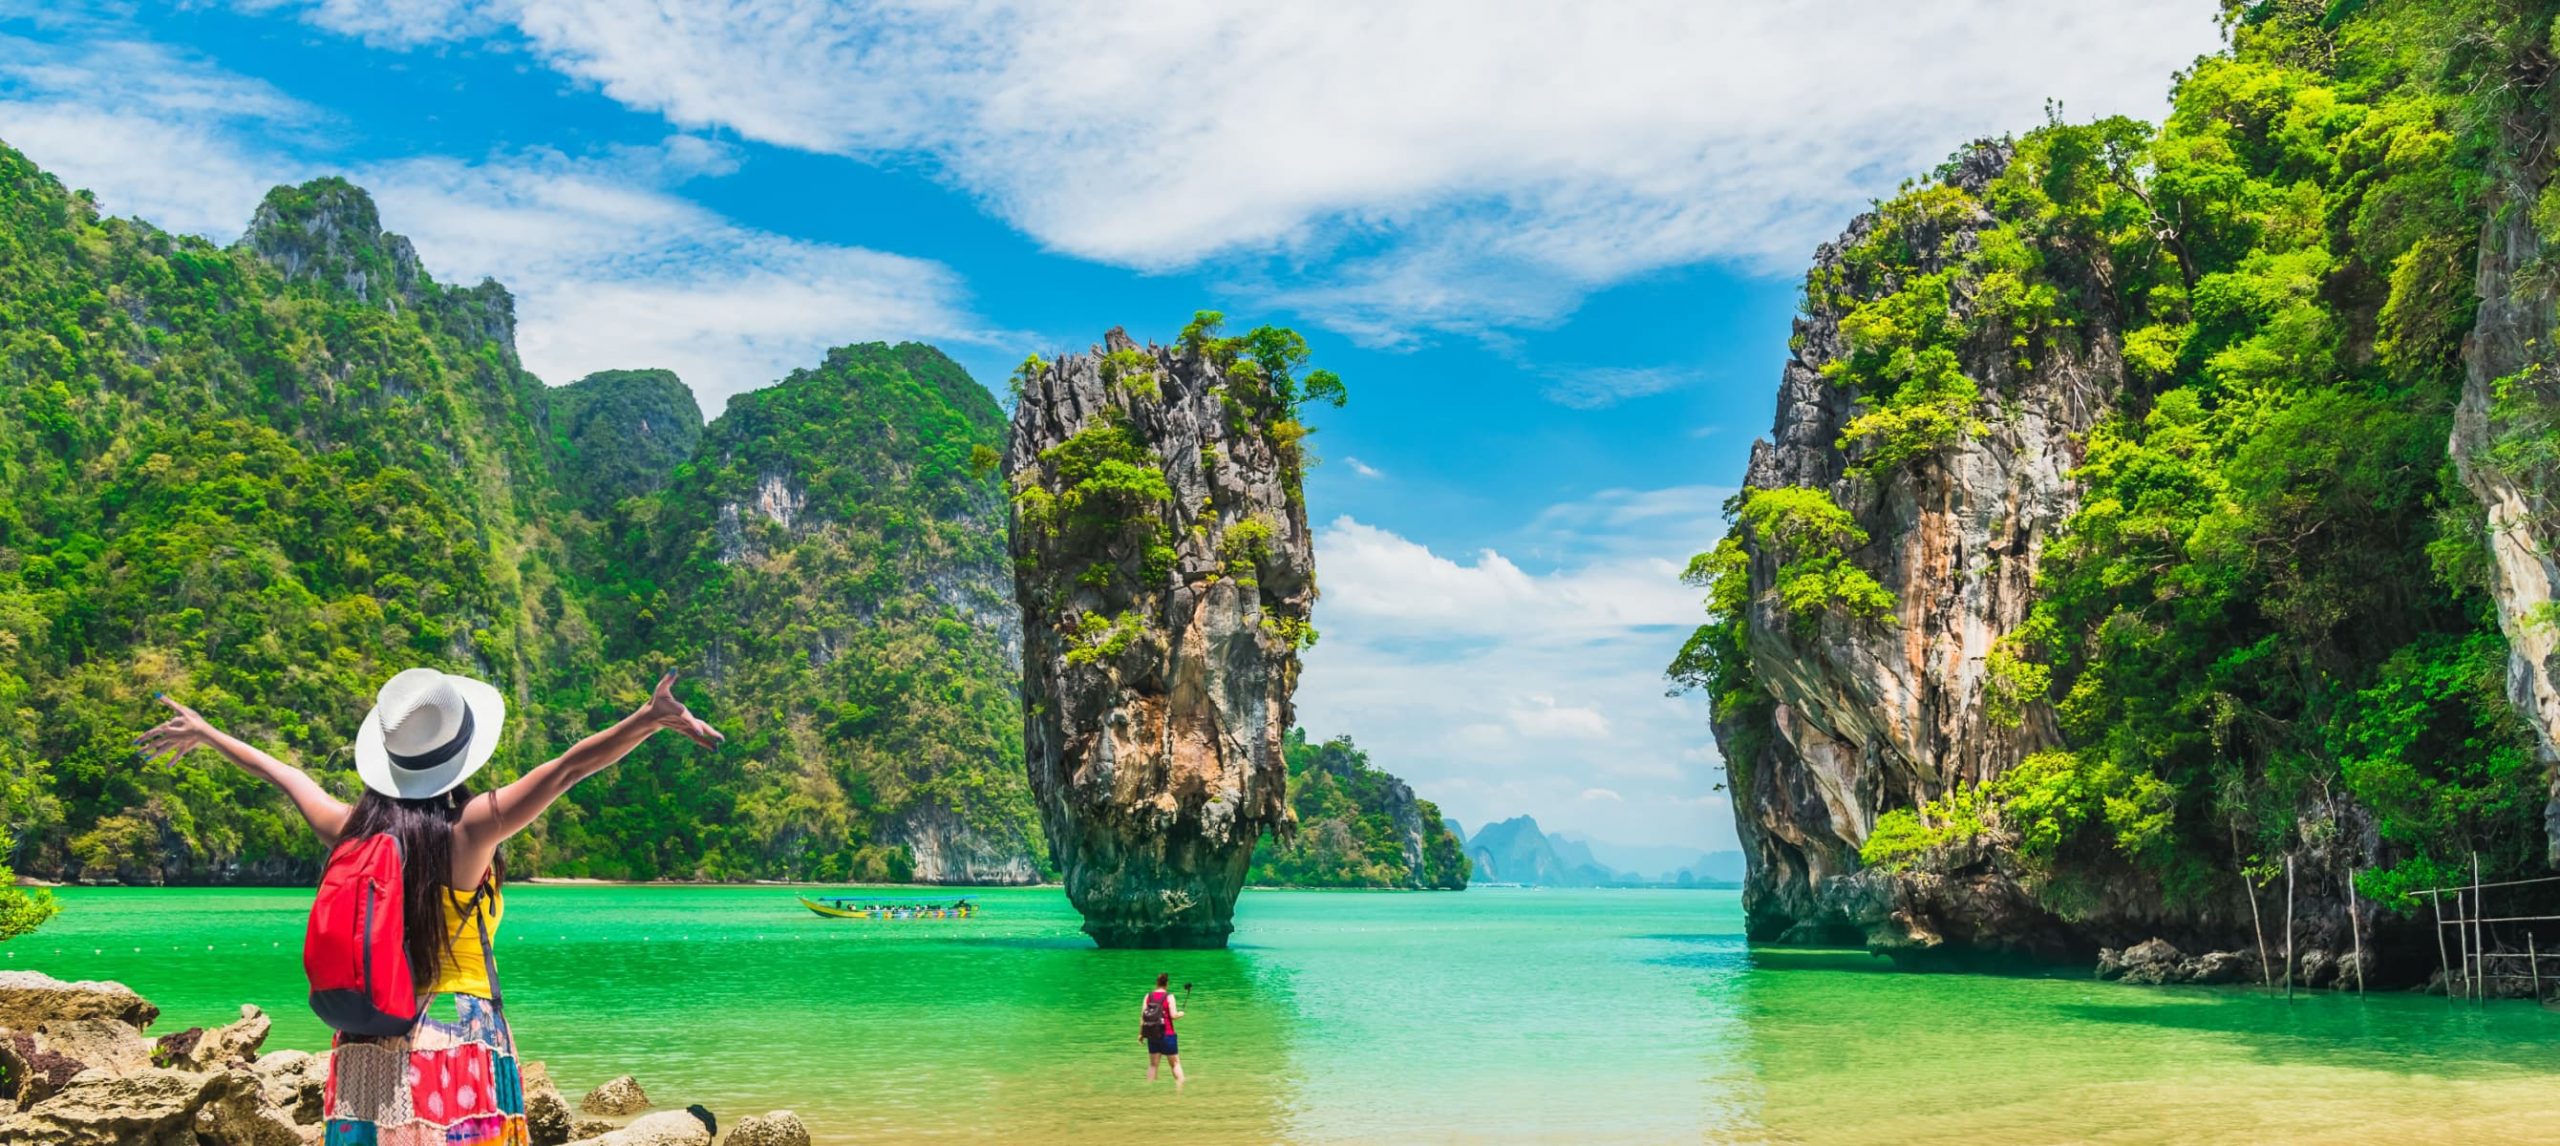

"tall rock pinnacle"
[1005, 317, 1335, 947]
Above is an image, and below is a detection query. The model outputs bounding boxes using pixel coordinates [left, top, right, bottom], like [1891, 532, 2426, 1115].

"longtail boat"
[798, 895, 977, 920]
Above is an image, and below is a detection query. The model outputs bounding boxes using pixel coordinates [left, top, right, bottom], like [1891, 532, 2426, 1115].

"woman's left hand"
[641, 672, 725, 748]
[136, 694, 218, 762]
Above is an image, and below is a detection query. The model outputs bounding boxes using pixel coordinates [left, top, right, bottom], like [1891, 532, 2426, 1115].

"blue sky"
[0, 1, 2224, 850]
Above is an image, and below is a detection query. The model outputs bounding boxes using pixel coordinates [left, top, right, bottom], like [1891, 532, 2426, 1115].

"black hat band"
[387, 705, 475, 772]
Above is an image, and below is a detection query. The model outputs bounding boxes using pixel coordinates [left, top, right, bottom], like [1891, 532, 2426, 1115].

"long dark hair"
[341, 786, 501, 990]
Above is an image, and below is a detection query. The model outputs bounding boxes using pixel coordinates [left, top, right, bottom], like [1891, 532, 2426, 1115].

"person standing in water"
[1141, 972, 1185, 1083]
[137, 668, 722, 1146]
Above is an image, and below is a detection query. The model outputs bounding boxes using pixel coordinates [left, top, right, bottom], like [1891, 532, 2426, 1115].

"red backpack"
[304, 834, 420, 1036]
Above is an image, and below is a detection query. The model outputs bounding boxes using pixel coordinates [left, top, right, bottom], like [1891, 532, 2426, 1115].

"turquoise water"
[17, 885, 2560, 1143]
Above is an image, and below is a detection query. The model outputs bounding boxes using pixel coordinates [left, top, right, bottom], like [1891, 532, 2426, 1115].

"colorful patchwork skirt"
[322, 994, 528, 1146]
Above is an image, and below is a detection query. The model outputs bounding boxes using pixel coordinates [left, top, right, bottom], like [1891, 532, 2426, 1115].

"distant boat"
[798, 895, 977, 920]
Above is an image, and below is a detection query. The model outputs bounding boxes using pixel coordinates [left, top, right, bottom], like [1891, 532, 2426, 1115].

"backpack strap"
[466, 875, 505, 1009]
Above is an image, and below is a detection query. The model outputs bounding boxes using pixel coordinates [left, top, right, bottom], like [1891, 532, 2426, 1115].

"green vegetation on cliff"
[1683, 0, 2551, 913]
[0, 145, 1034, 884]
[580, 343, 1036, 882]
[1250, 730, 1468, 889]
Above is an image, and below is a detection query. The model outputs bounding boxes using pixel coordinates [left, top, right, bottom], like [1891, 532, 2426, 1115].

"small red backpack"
[304, 834, 420, 1036]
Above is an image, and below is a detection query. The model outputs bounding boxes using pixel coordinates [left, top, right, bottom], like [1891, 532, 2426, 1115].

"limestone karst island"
[4, 2, 2560, 1143]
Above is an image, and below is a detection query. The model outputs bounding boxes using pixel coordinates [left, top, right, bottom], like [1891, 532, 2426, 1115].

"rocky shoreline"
[0, 972, 809, 1146]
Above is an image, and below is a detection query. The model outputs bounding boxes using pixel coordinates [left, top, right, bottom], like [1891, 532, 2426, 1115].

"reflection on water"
[22, 886, 2560, 1143]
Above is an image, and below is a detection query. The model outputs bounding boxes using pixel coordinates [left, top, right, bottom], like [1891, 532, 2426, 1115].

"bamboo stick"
[2284, 855, 2296, 1001]
[2431, 888, 2453, 1002]
[2532, 933, 2543, 1004]
[2475, 852, 2488, 1004]
[2347, 868, 2366, 996]
[2242, 857, 2273, 992]
[2457, 887, 2473, 1001]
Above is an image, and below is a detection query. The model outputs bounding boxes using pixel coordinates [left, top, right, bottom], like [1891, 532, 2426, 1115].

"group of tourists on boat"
[798, 894, 978, 920]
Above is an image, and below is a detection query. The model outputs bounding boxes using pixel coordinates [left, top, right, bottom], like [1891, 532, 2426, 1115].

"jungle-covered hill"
[1681, 0, 2560, 973]
[1248, 730, 1469, 890]
[0, 147, 1038, 884]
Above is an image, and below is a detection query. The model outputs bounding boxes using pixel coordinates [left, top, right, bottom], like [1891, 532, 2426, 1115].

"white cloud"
[1343, 456, 1384, 479]
[266, 0, 2224, 340]
[0, 28, 989, 407]
[1580, 788, 1623, 803]
[1313, 516, 1698, 641]
[1298, 485, 1739, 849]
[0, 33, 308, 235]
[364, 149, 987, 407]
[1512, 697, 1613, 741]
[1542, 365, 1701, 410]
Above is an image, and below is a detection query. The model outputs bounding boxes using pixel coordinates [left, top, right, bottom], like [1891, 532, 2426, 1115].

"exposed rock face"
[240, 178, 425, 307]
[892, 802, 1041, 884]
[1722, 143, 2120, 953]
[1007, 326, 1315, 947]
[2448, 101, 2560, 862]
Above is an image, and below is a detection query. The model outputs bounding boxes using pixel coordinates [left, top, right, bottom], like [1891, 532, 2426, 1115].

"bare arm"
[139, 695, 352, 845]
[453, 673, 721, 885]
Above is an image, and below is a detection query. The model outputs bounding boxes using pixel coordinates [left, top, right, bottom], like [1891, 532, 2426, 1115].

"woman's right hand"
[640, 673, 725, 748]
[137, 694, 218, 763]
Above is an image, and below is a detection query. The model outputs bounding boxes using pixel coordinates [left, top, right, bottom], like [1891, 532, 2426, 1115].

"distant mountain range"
[1453, 816, 1741, 888]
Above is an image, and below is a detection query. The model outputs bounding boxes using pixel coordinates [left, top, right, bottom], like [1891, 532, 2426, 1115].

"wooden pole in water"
[2430, 889, 2454, 1002]
[2474, 852, 2489, 1005]
[2238, 835, 2273, 992]
[2284, 855, 2296, 1001]
[2456, 886, 2474, 1001]
[2347, 868, 2366, 997]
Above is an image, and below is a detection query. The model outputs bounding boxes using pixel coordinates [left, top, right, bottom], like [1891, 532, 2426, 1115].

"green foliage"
[547, 369, 705, 512]
[1859, 783, 1997, 872]
[0, 826, 57, 942]
[1733, 488, 1897, 623]
[2334, 631, 2544, 900]
[1100, 348, 1160, 400]
[1063, 611, 1144, 666]
[0, 148, 1039, 885]
[1249, 729, 1468, 889]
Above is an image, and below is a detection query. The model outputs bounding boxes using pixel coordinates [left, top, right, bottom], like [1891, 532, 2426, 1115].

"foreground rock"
[1006, 322, 1323, 947]
[581, 1074, 652, 1117]
[725, 1111, 811, 1146]
[0, 971, 732, 1145]
[564, 1108, 711, 1146]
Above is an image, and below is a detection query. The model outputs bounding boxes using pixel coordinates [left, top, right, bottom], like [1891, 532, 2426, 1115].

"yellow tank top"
[425, 882, 504, 998]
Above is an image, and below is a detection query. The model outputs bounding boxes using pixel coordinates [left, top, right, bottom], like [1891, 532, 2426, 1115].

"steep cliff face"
[1724, 144, 2117, 952]
[1006, 322, 1324, 946]
[604, 342, 1038, 883]
[2449, 74, 2560, 864]
[1702, 3, 2553, 980]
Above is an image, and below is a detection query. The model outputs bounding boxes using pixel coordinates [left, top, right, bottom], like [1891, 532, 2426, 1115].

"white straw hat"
[353, 668, 506, 800]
